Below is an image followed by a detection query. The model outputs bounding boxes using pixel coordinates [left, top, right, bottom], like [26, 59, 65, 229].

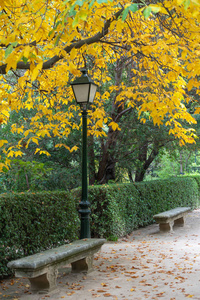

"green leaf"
[129, 3, 138, 13]
[97, 0, 108, 3]
[184, 0, 190, 9]
[122, 4, 138, 21]
[11, 41, 18, 47]
[143, 6, 152, 19]
[122, 7, 130, 21]
[5, 45, 13, 59]
[72, 16, 79, 27]
[75, 0, 83, 6]
[54, 34, 61, 46]
[89, 0, 95, 9]
[22, 56, 28, 64]
[48, 21, 61, 37]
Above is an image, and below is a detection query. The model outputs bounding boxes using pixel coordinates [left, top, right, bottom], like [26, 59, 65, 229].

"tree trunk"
[96, 129, 118, 184]
[128, 169, 134, 183]
[96, 58, 125, 184]
[135, 146, 159, 182]
[180, 152, 183, 175]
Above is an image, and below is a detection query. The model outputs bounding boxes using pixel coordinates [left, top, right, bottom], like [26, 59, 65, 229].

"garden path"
[1, 209, 200, 300]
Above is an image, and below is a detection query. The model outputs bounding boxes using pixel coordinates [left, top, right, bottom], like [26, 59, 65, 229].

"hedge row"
[1, 176, 200, 278]
[0, 191, 80, 278]
[74, 176, 199, 239]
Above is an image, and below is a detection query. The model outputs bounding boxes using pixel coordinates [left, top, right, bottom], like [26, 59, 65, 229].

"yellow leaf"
[39, 150, 50, 156]
[31, 61, 43, 81]
[150, 5, 161, 13]
[0, 139, 8, 147]
[23, 46, 31, 58]
[0, 0, 5, 9]
[0, 162, 9, 171]
[109, 122, 121, 131]
[32, 137, 39, 145]
[14, 150, 23, 157]
[34, 148, 40, 155]
[194, 107, 200, 114]
[79, 10, 88, 21]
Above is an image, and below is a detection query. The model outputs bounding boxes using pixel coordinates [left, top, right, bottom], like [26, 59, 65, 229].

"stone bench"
[8, 238, 105, 294]
[153, 207, 191, 232]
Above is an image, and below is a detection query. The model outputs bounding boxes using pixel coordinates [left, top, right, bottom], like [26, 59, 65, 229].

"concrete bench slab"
[153, 207, 191, 232]
[8, 238, 105, 294]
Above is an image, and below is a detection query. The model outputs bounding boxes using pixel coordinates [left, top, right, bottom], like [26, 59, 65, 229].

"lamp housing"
[70, 69, 98, 105]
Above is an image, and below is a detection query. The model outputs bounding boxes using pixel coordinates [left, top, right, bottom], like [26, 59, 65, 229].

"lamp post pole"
[70, 69, 98, 239]
[79, 105, 91, 239]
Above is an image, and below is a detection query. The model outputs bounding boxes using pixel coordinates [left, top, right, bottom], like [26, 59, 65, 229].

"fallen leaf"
[101, 283, 108, 287]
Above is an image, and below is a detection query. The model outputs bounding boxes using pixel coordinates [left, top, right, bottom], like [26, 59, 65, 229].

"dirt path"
[1, 209, 200, 300]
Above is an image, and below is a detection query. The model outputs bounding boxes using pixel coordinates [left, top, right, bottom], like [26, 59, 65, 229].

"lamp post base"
[79, 207, 91, 239]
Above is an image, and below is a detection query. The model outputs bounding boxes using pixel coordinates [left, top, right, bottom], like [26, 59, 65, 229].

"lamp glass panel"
[89, 84, 97, 103]
[72, 84, 90, 103]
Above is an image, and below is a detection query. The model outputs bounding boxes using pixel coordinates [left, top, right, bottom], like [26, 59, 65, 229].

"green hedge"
[74, 177, 199, 239]
[1, 176, 199, 279]
[86, 184, 140, 239]
[0, 191, 79, 278]
[134, 177, 199, 227]
[180, 175, 200, 200]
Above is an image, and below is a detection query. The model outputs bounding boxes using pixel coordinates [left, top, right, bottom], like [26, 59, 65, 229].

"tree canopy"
[0, 0, 200, 171]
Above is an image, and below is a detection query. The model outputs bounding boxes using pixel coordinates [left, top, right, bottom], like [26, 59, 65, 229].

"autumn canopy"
[0, 0, 199, 170]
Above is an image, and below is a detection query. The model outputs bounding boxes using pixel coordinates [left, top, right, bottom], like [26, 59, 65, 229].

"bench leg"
[28, 267, 58, 294]
[174, 216, 184, 227]
[71, 255, 93, 273]
[159, 221, 173, 232]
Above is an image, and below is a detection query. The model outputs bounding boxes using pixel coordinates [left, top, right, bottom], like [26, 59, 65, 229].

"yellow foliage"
[109, 122, 121, 131]
[0, 0, 198, 159]
[0, 140, 8, 147]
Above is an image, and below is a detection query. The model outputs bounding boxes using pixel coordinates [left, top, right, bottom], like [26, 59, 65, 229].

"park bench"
[8, 238, 105, 294]
[153, 207, 191, 232]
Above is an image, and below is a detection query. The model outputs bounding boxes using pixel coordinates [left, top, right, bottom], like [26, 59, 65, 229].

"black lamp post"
[70, 69, 98, 239]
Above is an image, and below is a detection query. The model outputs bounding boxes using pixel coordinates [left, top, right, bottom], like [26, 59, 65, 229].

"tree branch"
[114, 107, 133, 122]
[0, 8, 124, 74]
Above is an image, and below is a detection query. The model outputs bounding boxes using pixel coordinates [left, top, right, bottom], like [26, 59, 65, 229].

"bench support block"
[159, 222, 173, 232]
[71, 255, 93, 273]
[174, 216, 184, 226]
[28, 255, 94, 293]
[8, 239, 105, 294]
[153, 207, 191, 233]
[29, 267, 58, 293]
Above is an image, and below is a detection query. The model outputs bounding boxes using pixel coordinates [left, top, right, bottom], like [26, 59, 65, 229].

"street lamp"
[70, 69, 98, 239]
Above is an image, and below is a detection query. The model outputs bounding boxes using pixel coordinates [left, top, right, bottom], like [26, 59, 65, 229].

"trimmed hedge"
[86, 184, 140, 238]
[1, 176, 199, 278]
[180, 175, 200, 200]
[0, 191, 79, 278]
[74, 177, 199, 239]
[134, 177, 199, 227]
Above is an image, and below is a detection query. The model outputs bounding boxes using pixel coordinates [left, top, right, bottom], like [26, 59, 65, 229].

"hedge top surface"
[153, 207, 191, 221]
[8, 239, 105, 270]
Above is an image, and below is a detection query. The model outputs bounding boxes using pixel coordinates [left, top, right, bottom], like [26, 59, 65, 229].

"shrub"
[134, 177, 199, 227]
[74, 178, 199, 238]
[73, 184, 140, 239]
[181, 175, 200, 200]
[2, 176, 199, 278]
[0, 191, 79, 278]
